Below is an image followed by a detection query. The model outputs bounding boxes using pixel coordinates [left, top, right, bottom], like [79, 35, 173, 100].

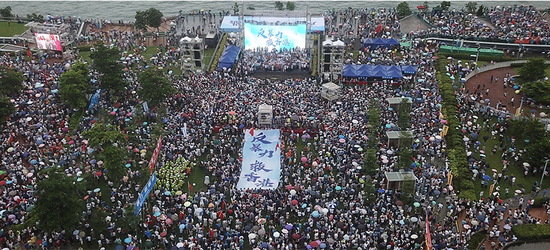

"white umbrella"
[248, 233, 256, 239]
[176, 242, 184, 248]
[411, 234, 418, 239]
[523, 162, 530, 167]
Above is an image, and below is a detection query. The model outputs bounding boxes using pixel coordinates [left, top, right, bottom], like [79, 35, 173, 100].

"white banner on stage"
[237, 129, 281, 190]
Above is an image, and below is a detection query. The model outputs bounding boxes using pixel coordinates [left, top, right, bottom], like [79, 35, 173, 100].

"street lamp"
[541, 158, 550, 186]
[475, 43, 480, 76]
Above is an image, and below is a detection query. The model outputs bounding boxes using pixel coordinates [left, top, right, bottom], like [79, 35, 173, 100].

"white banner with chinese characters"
[237, 129, 281, 190]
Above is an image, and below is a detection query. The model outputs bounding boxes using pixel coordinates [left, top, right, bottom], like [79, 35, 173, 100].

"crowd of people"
[419, 5, 550, 44]
[1, 4, 550, 250]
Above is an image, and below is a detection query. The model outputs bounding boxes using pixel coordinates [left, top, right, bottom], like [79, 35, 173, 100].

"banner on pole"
[237, 129, 281, 190]
[149, 136, 162, 174]
[135, 173, 157, 215]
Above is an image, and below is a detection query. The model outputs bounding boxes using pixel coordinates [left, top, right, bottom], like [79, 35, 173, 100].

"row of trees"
[0, 67, 23, 124]
[396, 1, 486, 18]
[134, 7, 163, 32]
[518, 57, 550, 105]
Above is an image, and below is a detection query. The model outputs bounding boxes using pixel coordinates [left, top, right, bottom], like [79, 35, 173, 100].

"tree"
[0, 6, 13, 18]
[397, 99, 411, 129]
[134, 8, 163, 32]
[423, 1, 429, 10]
[396, 1, 412, 18]
[477, 5, 486, 16]
[440, 1, 451, 11]
[363, 149, 378, 175]
[465, 2, 477, 14]
[286, 1, 296, 11]
[90, 42, 126, 93]
[147, 8, 163, 32]
[519, 57, 548, 82]
[134, 10, 148, 31]
[522, 80, 550, 105]
[247, 6, 255, 10]
[0, 67, 24, 96]
[233, 2, 239, 15]
[32, 169, 84, 232]
[83, 123, 128, 182]
[0, 96, 15, 124]
[275, 1, 284, 11]
[137, 68, 176, 108]
[59, 62, 90, 110]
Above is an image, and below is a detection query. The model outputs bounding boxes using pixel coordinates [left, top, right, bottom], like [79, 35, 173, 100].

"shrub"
[210, 33, 228, 72]
[77, 45, 92, 52]
[512, 224, 550, 241]
[533, 197, 547, 208]
[467, 232, 486, 250]
[311, 47, 318, 76]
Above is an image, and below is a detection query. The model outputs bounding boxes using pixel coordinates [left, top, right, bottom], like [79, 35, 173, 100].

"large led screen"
[244, 23, 306, 50]
[35, 33, 62, 51]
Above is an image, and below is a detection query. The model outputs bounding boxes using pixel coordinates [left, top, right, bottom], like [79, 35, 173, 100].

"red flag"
[536, 36, 541, 44]
[209, 228, 214, 238]
[275, 142, 279, 151]
[188, 181, 193, 193]
[417, 24, 420, 31]
[375, 23, 382, 33]
[217, 211, 224, 220]
[26, 50, 31, 58]
[425, 212, 432, 250]
[222, 200, 226, 210]
[249, 127, 254, 136]
[7, 133, 13, 144]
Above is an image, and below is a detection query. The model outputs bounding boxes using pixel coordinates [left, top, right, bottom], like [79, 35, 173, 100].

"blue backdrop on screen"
[244, 23, 306, 50]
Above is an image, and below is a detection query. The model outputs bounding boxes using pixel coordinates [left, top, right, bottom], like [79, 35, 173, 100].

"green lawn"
[203, 48, 215, 70]
[0, 21, 27, 37]
[471, 117, 550, 200]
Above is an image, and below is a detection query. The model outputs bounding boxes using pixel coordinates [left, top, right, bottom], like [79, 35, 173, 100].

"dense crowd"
[419, 5, 550, 44]
[1, 5, 550, 250]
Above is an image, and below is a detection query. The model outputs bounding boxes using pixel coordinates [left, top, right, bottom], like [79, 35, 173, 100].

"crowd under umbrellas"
[1, 6, 550, 250]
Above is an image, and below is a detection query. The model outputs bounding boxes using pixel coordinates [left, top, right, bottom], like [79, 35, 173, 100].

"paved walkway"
[400, 15, 429, 34]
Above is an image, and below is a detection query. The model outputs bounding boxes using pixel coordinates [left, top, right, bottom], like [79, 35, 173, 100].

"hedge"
[311, 47, 318, 76]
[533, 197, 547, 208]
[467, 232, 486, 250]
[209, 33, 228, 72]
[512, 224, 550, 241]
[435, 55, 475, 201]
[77, 45, 92, 52]
[437, 52, 518, 63]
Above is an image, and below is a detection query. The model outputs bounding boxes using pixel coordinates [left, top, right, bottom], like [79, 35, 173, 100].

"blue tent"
[343, 65, 403, 79]
[362, 38, 400, 50]
[217, 46, 241, 70]
[401, 65, 418, 74]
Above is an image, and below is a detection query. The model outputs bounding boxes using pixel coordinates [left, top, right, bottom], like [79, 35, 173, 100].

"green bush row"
[77, 45, 92, 52]
[512, 224, 550, 241]
[210, 33, 228, 72]
[533, 197, 547, 207]
[311, 47, 318, 77]
[438, 52, 517, 63]
[435, 55, 476, 201]
[510, 63, 525, 68]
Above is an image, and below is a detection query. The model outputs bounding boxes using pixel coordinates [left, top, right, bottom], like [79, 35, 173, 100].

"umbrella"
[115, 245, 124, 250]
[411, 217, 418, 222]
[413, 202, 420, 207]
[292, 233, 300, 240]
[378, 188, 385, 193]
[503, 224, 511, 230]
[471, 220, 479, 226]
[94, 188, 101, 193]
[285, 224, 293, 230]
[411, 234, 418, 239]
[483, 175, 491, 181]
[124, 238, 132, 244]
[310, 241, 319, 247]
[476, 215, 485, 221]
[311, 211, 320, 218]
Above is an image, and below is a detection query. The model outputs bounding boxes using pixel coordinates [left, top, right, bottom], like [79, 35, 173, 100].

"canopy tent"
[399, 42, 412, 47]
[342, 64, 403, 79]
[438, 45, 504, 57]
[362, 38, 400, 50]
[401, 65, 418, 74]
[217, 46, 241, 70]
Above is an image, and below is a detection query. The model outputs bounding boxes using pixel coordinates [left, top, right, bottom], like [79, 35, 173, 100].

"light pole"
[541, 158, 549, 186]
[475, 44, 480, 76]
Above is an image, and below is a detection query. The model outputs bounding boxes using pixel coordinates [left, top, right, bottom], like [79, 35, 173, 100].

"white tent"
[333, 40, 345, 47]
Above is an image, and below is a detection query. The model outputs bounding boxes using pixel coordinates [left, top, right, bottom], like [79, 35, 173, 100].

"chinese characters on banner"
[237, 129, 281, 190]
[135, 173, 157, 215]
[149, 136, 162, 174]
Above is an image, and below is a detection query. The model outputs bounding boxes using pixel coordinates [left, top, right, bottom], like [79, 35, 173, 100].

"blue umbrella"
[30, 160, 38, 165]
[154, 212, 161, 217]
[483, 175, 491, 181]
[338, 135, 345, 139]
[385, 124, 391, 129]
[378, 188, 385, 193]
[513, 85, 519, 90]
[125, 164, 131, 168]
[124, 238, 131, 244]
[320, 243, 327, 249]
[239, 124, 245, 129]
[115, 245, 124, 250]
[164, 191, 171, 196]
[179, 224, 185, 229]
[312, 211, 320, 218]
[90, 159, 97, 164]
[262, 242, 269, 248]
[477, 214, 485, 221]
[302, 203, 307, 208]
[145, 230, 152, 238]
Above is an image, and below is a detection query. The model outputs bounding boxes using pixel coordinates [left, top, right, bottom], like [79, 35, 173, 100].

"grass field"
[0, 21, 27, 37]
[471, 117, 550, 200]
